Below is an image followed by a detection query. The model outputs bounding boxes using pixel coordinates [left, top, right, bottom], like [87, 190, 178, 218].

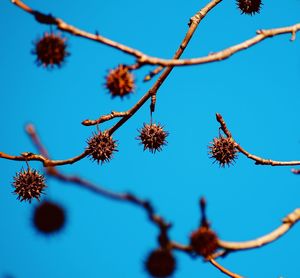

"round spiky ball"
[237, 0, 262, 15]
[86, 131, 118, 164]
[145, 249, 176, 278]
[190, 226, 218, 258]
[208, 135, 238, 167]
[33, 32, 69, 68]
[137, 123, 168, 153]
[105, 64, 135, 98]
[33, 200, 65, 234]
[12, 168, 46, 202]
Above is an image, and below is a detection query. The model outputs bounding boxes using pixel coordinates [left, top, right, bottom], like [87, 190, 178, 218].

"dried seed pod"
[237, 0, 262, 15]
[105, 64, 135, 98]
[87, 131, 118, 164]
[33, 200, 65, 234]
[208, 135, 238, 167]
[33, 32, 69, 68]
[190, 226, 218, 258]
[12, 168, 46, 202]
[137, 123, 168, 153]
[145, 248, 176, 277]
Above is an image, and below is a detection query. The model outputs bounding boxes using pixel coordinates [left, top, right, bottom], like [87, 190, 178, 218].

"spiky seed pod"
[190, 226, 219, 258]
[145, 249, 176, 278]
[237, 0, 262, 15]
[137, 123, 168, 153]
[12, 168, 46, 202]
[33, 32, 69, 68]
[33, 200, 65, 234]
[208, 135, 238, 167]
[105, 64, 135, 98]
[86, 131, 118, 164]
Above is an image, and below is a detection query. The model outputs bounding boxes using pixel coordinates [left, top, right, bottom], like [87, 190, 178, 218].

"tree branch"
[209, 258, 243, 278]
[143, 0, 223, 81]
[216, 113, 300, 166]
[11, 0, 300, 68]
[0, 149, 88, 167]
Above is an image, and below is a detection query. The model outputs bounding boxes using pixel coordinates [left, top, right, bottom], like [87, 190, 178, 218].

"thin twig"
[82, 111, 128, 126]
[216, 113, 300, 166]
[209, 258, 243, 278]
[0, 149, 89, 167]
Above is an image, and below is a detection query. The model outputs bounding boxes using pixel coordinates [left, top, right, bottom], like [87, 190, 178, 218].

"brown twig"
[82, 111, 128, 126]
[11, 1, 300, 68]
[0, 149, 89, 167]
[144, 0, 223, 81]
[19, 125, 300, 273]
[209, 258, 243, 278]
[216, 113, 300, 166]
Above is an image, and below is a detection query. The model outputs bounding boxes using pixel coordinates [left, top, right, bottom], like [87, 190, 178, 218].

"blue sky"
[1, 0, 300, 277]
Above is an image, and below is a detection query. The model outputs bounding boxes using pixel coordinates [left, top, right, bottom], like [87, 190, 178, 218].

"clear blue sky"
[1, 0, 300, 277]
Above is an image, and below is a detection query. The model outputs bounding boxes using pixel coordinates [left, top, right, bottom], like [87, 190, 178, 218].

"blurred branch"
[25, 124, 171, 232]
[209, 258, 243, 278]
[218, 208, 300, 252]
[82, 111, 128, 126]
[216, 113, 300, 166]
[291, 168, 300, 174]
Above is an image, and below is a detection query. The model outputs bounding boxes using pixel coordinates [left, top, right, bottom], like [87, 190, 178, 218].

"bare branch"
[0, 149, 88, 167]
[216, 113, 300, 166]
[82, 111, 128, 126]
[140, 24, 300, 67]
[11, 1, 300, 68]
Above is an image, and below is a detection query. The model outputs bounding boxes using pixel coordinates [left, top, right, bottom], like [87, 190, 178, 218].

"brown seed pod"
[105, 64, 135, 98]
[145, 248, 176, 278]
[12, 168, 46, 202]
[33, 200, 65, 234]
[237, 0, 262, 15]
[137, 123, 168, 153]
[208, 135, 238, 167]
[33, 32, 69, 68]
[190, 226, 219, 258]
[86, 131, 118, 164]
